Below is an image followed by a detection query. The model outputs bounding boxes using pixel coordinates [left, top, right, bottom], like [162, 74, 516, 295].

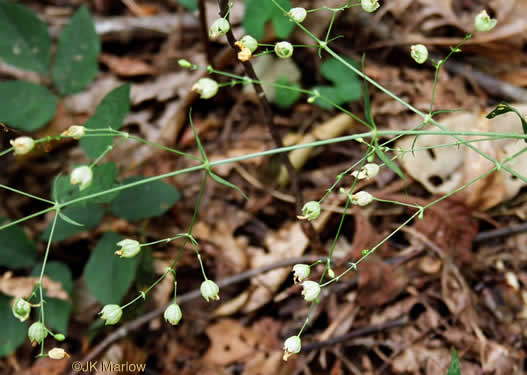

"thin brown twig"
[197, 0, 214, 67]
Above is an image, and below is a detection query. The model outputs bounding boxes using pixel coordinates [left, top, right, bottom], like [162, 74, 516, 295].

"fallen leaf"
[99, 53, 156, 77]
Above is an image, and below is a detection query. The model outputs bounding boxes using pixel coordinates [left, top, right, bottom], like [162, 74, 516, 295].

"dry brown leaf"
[21, 356, 70, 375]
[0, 274, 68, 301]
[99, 53, 156, 77]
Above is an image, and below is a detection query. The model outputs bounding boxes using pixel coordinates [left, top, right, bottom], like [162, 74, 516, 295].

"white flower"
[361, 0, 380, 13]
[283, 336, 301, 361]
[474, 10, 497, 32]
[239, 35, 258, 53]
[410, 44, 428, 64]
[352, 191, 374, 206]
[164, 303, 183, 325]
[28, 322, 48, 345]
[209, 18, 230, 38]
[70, 165, 93, 191]
[200, 280, 220, 302]
[99, 304, 122, 325]
[115, 239, 141, 258]
[351, 163, 380, 180]
[289, 7, 307, 23]
[298, 201, 320, 221]
[301, 280, 321, 302]
[274, 41, 294, 59]
[192, 78, 219, 99]
[61, 125, 85, 140]
[10, 136, 35, 155]
[292, 264, 310, 284]
[48, 348, 70, 360]
[12, 297, 31, 322]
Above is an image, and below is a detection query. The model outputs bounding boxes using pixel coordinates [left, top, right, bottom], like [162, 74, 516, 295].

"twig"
[68, 255, 322, 375]
[197, 0, 214, 67]
[473, 221, 527, 243]
[216, 0, 322, 252]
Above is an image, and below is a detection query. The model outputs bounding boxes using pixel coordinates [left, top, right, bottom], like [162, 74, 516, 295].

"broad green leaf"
[178, 0, 197, 11]
[447, 348, 461, 375]
[0, 81, 57, 131]
[31, 261, 73, 296]
[53, 163, 119, 205]
[313, 57, 361, 110]
[52, 5, 100, 95]
[0, 293, 27, 357]
[80, 84, 130, 159]
[0, 1, 51, 74]
[0, 217, 37, 269]
[83, 232, 137, 304]
[376, 148, 405, 180]
[486, 102, 527, 143]
[110, 176, 181, 221]
[40, 205, 104, 243]
[275, 76, 301, 109]
[244, 0, 294, 40]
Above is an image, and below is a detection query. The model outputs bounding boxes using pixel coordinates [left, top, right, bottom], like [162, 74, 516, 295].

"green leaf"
[58, 211, 84, 227]
[80, 84, 130, 159]
[83, 232, 137, 304]
[244, 0, 294, 40]
[313, 57, 361, 109]
[275, 76, 301, 109]
[0, 217, 37, 269]
[0, 293, 27, 357]
[52, 5, 100, 95]
[31, 262, 73, 334]
[486, 102, 527, 144]
[40, 205, 104, 243]
[209, 171, 248, 200]
[0, 81, 57, 131]
[447, 348, 461, 375]
[110, 176, 181, 221]
[376, 148, 405, 180]
[178, 0, 197, 11]
[0, 1, 51, 74]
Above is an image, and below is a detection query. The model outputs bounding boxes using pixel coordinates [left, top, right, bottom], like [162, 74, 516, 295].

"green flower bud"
[361, 0, 380, 13]
[99, 304, 123, 325]
[327, 268, 335, 279]
[10, 136, 35, 155]
[178, 59, 193, 68]
[70, 165, 93, 191]
[288, 7, 307, 23]
[292, 264, 310, 284]
[192, 78, 219, 99]
[274, 41, 294, 59]
[209, 18, 230, 39]
[115, 239, 141, 258]
[301, 280, 321, 302]
[240, 35, 258, 53]
[298, 201, 321, 221]
[12, 297, 31, 322]
[410, 44, 428, 64]
[28, 322, 48, 345]
[283, 335, 301, 361]
[200, 280, 220, 302]
[54, 334, 66, 341]
[164, 303, 183, 325]
[474, 10, 497, 32]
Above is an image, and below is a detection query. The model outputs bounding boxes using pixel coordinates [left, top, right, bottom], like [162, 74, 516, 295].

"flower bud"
[178, 59, 193, 68]
[301, 280, 321, 302]
[70, 165, 93, 191]
[351, 163, 380, 180]
[292, 264, 310, 284]
[289, 7, 307, 23]
[200, 280, 220, 302]
[48, 347, 70, 360]
[99, 304, 122, 325]
[410, 44, 428, 64]
[283, 335, 301, 361]
[192, 78, 219, 99]
[240, 35, 258, 53]
[327, 268, 335, 279]
[114, 239, 141, 258]
[361, 0, 380, 13]
[12, 297, 31, 322]
[209, 18, 230, 38]
[298, 201, 320, 221]
[474, 10, 497, 32]
[164, 303, 183, 325]
[352, 191, 374, 206]
[54, 334, 66, 341]
[61, 125, 85, 140]
[28, 322, 48, 345]
[10, 136, 35, 155]
[274, 41, 294, 59]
